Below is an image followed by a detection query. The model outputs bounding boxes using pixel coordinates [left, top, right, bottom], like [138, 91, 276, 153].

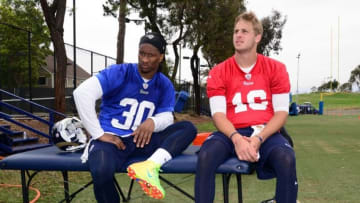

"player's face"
[233, 20, 261, 54]
[138, 44, 164, 79]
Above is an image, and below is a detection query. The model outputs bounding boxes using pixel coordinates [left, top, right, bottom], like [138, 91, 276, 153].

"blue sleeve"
[95, 64, 128, 96]
[156, 75, 175, 114]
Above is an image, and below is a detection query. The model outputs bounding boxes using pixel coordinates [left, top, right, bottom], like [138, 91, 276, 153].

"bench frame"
[1, 146, 255, 203]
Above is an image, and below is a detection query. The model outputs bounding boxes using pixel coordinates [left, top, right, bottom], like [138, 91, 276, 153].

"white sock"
[148, 148, 172, 166]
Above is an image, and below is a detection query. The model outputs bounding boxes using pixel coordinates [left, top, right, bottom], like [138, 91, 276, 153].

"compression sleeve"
[209, 96, 227, 116]
[149, 112, 174, 132]
[272, 93, 290, 112]
[73, 76, 104, 139]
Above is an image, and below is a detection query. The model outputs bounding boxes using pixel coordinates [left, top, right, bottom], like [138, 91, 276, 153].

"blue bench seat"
[0, 145, 255, 203]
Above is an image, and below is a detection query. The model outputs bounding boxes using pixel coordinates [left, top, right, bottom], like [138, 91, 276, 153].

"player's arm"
[250, 93, 289, 145]
[132, 112, 173, 148]
[73, 76, 125, 149]
[210, 96, 258, 162]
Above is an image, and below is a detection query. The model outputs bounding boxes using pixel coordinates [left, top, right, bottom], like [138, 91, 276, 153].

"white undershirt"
[73, 76, 173, 140]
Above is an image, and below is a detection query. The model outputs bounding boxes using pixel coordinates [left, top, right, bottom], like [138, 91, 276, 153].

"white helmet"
[52, 117, 87, 152]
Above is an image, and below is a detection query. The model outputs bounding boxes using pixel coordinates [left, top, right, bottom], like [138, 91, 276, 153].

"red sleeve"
[270, 62, 291, 94]
[206, 65, 226, 98]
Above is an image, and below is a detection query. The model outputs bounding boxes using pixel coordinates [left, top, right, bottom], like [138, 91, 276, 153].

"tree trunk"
[171, 41, 180, 83]
[116, 0, 127, 64]
[190, 46, 201, 115]
[39, 0, 67, 120]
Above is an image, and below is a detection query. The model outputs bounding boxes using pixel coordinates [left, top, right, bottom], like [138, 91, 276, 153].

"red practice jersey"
[207, 54, 290, 128]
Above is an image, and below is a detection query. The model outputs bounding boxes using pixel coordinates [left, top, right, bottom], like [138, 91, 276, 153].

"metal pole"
[53, 50, 56, 89]
[296, 53, 300, 103]
[179, 44, 181, 83]
[73, 0, 77, 89]
[91, 52, 93, 76]
[330, 26, 333, 90]
[0, 49, 2, 90]
[0, 50, 2, 110]
[337, 16, 340, 84]
[28, 31, 33, 113]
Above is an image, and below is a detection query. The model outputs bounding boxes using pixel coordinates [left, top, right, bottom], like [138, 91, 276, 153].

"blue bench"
[0, 145, 255, 203]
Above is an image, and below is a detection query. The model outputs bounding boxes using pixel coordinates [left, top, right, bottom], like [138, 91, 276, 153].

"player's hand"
[232, 134, 259, 162]
[98, 133, 126, 150]
[248, 136, 261, 153]
[132, 118, 155, 148]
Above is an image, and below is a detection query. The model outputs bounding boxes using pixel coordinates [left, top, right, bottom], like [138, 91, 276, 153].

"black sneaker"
[261, 198, 276, 203]
[261, 199, 300, 203]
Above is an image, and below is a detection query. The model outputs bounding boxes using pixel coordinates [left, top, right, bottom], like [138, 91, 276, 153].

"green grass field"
[1, 114, 359, 202]
[293, 92, 360, 110]
[1, 92, 360, 202]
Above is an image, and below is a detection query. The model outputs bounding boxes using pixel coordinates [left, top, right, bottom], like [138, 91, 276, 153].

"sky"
[63, 0, 360, 93]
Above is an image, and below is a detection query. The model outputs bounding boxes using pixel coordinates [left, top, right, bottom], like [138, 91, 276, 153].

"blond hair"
[234, 11, 263, 36]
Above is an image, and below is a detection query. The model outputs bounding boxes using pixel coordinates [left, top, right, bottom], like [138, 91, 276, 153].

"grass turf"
[1, 114, 360, 202]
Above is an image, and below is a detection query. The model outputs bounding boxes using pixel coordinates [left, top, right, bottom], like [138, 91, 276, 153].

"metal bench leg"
[61, 171, 71, 203]
[126, 179, 135, 201]
[236, 174, 243, 203]
[113, 177, 127, 202]
[21, 170, 39, 203]
[159, 175, 195, 201]
[21, 170, 29, 203]
[222, 173, 231, 203]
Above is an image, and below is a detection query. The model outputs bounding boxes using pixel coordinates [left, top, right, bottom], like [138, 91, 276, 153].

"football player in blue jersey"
[73, 32, 197, 202]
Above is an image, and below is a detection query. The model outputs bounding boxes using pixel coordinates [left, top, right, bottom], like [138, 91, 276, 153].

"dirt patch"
[324, 108, 360, 116]
[174, 113, 212, 125]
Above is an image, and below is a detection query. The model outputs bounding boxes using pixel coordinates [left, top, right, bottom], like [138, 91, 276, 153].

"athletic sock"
[148, 148, 172, 165]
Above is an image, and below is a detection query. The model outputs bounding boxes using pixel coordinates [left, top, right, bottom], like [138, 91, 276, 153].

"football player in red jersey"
[195, 12, 298, 203]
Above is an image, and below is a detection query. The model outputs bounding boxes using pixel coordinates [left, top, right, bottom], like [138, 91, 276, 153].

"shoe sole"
[127, 166, 164, 199]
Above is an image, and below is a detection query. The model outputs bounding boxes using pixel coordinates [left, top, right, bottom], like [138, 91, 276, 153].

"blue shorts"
[205, 127, 294, 179]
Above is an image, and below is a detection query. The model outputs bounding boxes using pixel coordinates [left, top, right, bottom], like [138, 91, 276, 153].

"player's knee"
[197, 149, 212, 170]
[272, 146, 296, 169]
[89, 150, 115, 183]
[178, 121, 197, 138]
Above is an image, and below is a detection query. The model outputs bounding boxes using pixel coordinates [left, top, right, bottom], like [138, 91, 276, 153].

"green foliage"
[198, 1, 246, 66]
[0, 0, 51, 88]
[338, 82, 352, 92]
[257, 10, 287, 56]
[317, 79, 339, 92]
[349, 64, 360, 86]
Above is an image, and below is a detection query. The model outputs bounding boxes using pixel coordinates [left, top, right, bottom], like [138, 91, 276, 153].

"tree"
[103, 0, 128, 64]
[317, 79, 339, 92]
[310, 86, 317, 93]
[339, 82, 352, 92]
[199, 1, 246, 67]
[39, 0, 68, 116]
[349, 65, 360, 89]
[110, 1, 286, 115]
[105, 0, 173, 76]
[257, 10, 287, 56]
[0, 0, 51, 88]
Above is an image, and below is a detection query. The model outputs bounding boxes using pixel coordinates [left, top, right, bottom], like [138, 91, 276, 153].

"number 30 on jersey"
[111, 98, 155, 131]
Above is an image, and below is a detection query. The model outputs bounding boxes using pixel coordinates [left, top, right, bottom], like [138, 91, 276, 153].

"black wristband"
[229, 131, 239, 140]
[254, 134, 263, 143]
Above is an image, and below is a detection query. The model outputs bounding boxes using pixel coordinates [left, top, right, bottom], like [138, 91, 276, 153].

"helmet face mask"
[52, 117, 88, 152]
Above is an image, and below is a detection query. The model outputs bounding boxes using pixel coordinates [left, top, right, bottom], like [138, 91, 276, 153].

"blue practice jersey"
[96, 63, 175, 137]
